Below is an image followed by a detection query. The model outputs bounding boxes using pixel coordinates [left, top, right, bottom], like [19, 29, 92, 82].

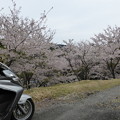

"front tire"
[11, 98, 35, 120]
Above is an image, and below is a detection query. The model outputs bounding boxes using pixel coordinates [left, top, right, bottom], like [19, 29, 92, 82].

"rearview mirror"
[3, 70, 15, 78]
[3, 70, 19, 81]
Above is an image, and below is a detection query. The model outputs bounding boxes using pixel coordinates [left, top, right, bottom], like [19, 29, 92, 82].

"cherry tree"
[0, 1, 54, 65]
[0, 0, 55, 88]
[62, 40, 79, 79]
[76, 42, 99, 80]
[62, 39, 98, 80]
[91, 26, 120, 78]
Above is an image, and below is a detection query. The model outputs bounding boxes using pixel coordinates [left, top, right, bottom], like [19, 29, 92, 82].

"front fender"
[18, 94, 31, 104]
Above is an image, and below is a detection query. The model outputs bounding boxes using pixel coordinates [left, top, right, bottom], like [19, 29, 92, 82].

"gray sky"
[1, 0, 120, 43]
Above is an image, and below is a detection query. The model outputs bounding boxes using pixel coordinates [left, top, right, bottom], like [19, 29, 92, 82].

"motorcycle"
[0, 62, 35, 120]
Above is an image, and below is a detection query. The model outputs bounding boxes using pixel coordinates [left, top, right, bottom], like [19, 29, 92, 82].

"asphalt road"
[32, 85, 120, 120]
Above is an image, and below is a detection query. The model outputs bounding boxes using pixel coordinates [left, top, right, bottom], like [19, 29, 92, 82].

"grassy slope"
[25, 79, 120, 102]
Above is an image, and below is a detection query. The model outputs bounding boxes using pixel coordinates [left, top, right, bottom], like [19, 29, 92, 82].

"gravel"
[32, 85, 120, 120]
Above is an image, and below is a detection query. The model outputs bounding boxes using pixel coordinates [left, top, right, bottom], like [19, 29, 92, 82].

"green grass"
[25, 79, 120, 102]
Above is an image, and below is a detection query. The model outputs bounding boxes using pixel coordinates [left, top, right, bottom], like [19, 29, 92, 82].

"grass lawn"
[25, 79, 120, 102]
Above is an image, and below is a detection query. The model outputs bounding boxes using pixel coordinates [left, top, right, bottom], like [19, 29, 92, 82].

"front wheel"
[11, 98, 35, 120]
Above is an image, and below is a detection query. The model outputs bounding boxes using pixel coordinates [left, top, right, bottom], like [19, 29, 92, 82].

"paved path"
[32, 85, 120, 120]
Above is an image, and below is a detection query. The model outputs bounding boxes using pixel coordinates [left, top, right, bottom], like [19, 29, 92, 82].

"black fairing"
[0, 79, 23, 120]
[0, 89, 16, 117]
[0, 62, 24, 120]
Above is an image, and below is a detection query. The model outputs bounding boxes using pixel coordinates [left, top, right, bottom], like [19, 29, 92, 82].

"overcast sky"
[0, 0, 120, 43]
